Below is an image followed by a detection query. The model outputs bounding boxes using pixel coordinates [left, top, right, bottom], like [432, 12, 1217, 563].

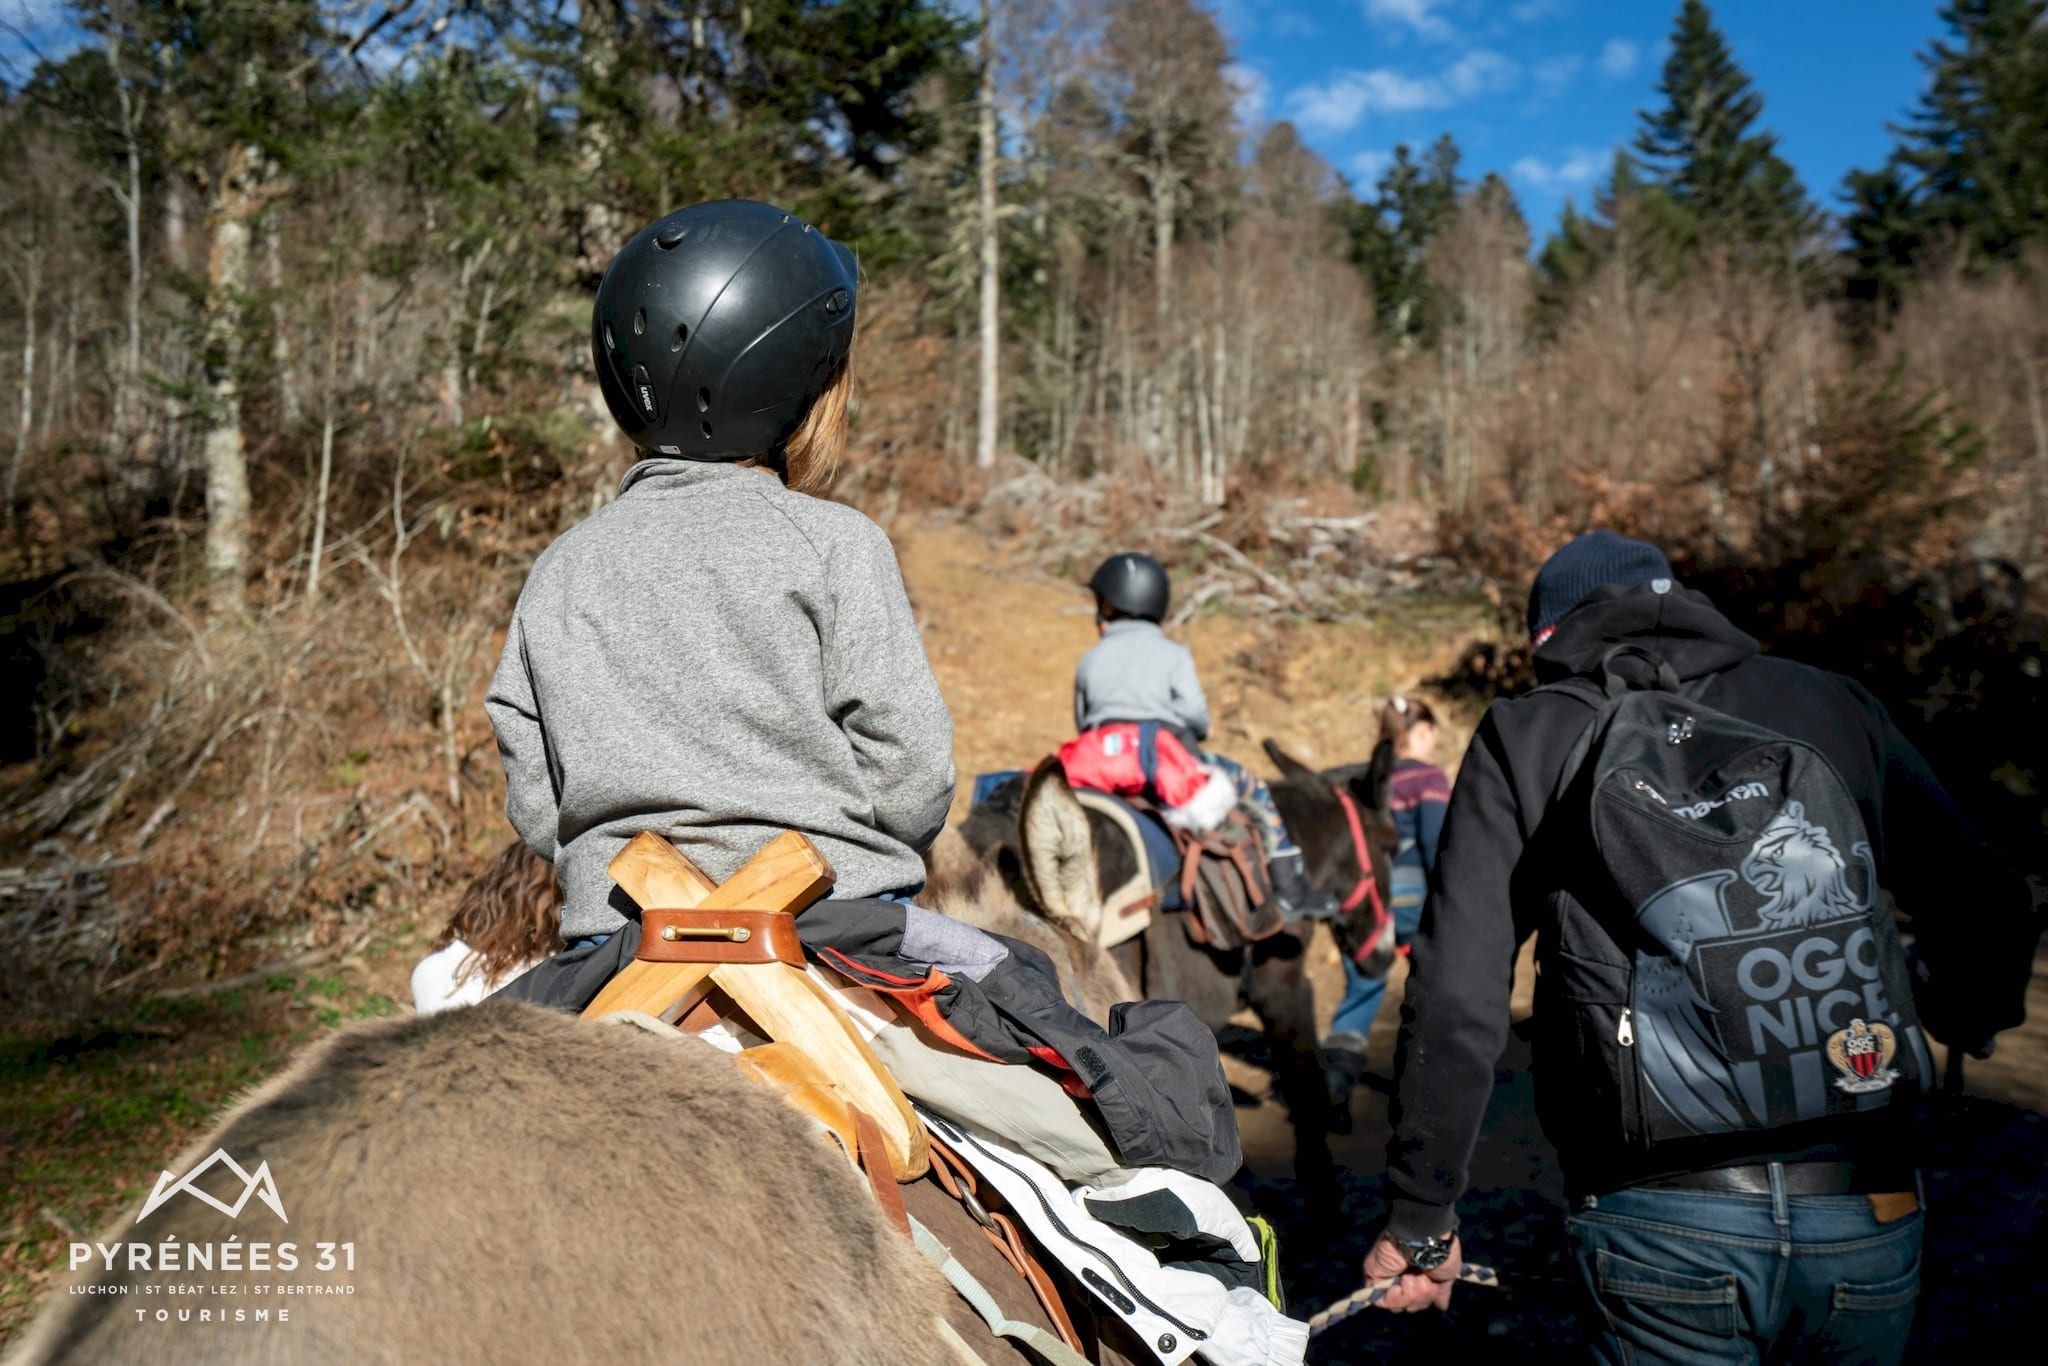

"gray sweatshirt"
[1073, 619, 1211, 742]
[486, 460, 956, 938]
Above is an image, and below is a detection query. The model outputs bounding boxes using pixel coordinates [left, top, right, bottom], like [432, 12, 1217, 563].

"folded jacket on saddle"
[1079, 1168, 1263, 1291]
[858, 1001, 1135, 1184]
[798, 900, 1241, 1185]
[1059, 723, 1240, 834]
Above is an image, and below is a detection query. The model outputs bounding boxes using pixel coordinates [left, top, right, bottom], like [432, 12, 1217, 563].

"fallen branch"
[140, 946, 339, 1001]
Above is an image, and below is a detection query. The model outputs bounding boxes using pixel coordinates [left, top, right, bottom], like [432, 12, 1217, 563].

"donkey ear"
[1356, 738, 1397, 809]
[1261, 738, 1320, 781]
[1017, 757, 1104, 944]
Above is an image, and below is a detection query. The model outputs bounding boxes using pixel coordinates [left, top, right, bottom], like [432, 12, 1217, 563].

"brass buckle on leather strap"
[634, 909, 805, 965]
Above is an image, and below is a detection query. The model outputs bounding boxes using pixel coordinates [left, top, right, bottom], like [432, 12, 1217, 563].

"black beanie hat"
[1526, 530, 1675, 644]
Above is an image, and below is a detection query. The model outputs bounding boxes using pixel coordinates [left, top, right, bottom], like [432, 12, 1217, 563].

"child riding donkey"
[1064, 551, 1338, 922]
[485, 201, 956, 952]
[475, 201, 1307, 1364]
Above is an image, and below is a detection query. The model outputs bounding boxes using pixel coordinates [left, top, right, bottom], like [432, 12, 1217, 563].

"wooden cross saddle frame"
[580, 831, 930, 1182]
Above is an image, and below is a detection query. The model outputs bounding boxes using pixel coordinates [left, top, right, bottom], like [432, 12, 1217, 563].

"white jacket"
[922, 1110, 1308, 1366]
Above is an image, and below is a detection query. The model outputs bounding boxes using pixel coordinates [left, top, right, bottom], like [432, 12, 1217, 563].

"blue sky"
[1218, 0, 1951, 238]
[3, 0, 1951, 243]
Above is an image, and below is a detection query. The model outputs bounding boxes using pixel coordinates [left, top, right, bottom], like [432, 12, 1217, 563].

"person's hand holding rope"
[1363, 1230, 1464, 1312]
[1307, 1231, 1495, 1336]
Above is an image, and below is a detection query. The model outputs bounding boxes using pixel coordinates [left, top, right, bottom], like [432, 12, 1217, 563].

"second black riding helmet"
[1089, 553, 1171, 623]
[592, 200, 858, 457]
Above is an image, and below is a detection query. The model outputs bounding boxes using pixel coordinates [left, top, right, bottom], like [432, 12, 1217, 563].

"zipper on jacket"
[1617, 1007, 1634, 1046]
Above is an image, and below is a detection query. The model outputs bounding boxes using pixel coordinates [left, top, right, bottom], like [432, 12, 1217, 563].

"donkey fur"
[929, 810, 1138, 1023]
[7, 1000, 966, 1366]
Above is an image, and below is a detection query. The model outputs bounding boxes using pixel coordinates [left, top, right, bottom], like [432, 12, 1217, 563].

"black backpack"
[1537, 646, 1935, 1147]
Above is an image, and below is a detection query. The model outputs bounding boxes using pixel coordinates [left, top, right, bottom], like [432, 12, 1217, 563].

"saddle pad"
[1106, 796, 1183, 904]
[1071, 790, 1161, 949]
[975, 769, 1029, 807]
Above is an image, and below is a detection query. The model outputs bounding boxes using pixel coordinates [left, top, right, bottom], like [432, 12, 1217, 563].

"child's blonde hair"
[769, 355, 852, 496]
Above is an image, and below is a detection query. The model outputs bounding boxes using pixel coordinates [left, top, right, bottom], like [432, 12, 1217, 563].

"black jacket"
[1383, 581, 2037, 1242]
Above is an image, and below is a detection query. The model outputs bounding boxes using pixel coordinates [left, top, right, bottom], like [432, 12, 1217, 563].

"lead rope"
[1306, 1263, 1501, 1337]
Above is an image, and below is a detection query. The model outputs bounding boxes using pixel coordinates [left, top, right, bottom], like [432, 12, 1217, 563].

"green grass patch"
[0, 961, 405, 1349]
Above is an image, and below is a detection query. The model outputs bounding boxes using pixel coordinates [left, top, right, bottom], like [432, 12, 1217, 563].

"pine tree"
[1346, 133, 1461, 346]
[1840, 163, 1924, 317]
[1632, 0, 1814, 257]
[1897, 0, 2048, 261]
[1534, 150, 1688, 335]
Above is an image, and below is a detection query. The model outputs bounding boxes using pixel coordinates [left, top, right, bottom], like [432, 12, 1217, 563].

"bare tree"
[199, 143, 268, 612]
[0, 130, 56, 524]
[976, 0, 1001, 469]
[99, 1, 147, 449]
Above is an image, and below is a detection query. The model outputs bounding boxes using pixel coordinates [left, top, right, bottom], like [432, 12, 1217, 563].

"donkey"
[5, 1001, 973, 1366]
[957, 743, 1398, 1193]
[925, 762, 1137, 1028]
[12, 793, 1139, 1366]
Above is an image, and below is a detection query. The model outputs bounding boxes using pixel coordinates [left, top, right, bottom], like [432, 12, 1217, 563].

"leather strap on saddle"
[926, 1135, 1085, 1355]
[854, 1108, 911, 1239]
[635, 908, 805, 965]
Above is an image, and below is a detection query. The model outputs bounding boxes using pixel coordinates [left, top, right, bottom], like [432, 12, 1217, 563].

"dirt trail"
[894, 514, 1491, 819]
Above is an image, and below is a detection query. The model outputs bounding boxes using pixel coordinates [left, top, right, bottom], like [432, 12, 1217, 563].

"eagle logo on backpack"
[1541, 650, 1935, 1145]
[1740, 802, 1874, 931]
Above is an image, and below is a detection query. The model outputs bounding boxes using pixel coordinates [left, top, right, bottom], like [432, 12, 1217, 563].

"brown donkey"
[5, 1001, 973, 1366]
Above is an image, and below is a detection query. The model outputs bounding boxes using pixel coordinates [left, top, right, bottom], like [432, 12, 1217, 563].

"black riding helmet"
[1089, 553, 1170, 623]
[592, 200, 858, 457]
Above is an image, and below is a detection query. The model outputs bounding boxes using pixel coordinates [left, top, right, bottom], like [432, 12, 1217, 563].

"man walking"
[1364, 531, 2038, 1364]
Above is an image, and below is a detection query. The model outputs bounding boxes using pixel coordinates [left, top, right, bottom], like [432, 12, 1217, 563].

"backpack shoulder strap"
[1531, 642, 1690, 804]
[1531, 675, 1618, 806]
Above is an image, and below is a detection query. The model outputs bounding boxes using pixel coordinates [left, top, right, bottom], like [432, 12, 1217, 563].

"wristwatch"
[1398, 1233, 1455, 1271]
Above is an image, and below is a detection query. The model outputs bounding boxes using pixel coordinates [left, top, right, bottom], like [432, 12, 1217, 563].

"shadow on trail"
[1232, 1034, 2048, 1363]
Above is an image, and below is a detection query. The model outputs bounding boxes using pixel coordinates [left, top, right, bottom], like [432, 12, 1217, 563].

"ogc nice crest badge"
[1825, 1018, 1900, 1095]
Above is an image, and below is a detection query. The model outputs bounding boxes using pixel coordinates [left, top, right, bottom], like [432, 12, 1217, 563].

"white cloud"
[1599, 38, 1639, 78]
[1350, 149, 1395, 184]
[1284, 50, 1519, 135]
[1286, 70, 1432, 132]
[1363, 0, 1454, 42]
[1533, 54, 1581, 97]
[1511, 148, 1608, 192]
[1226, 63, 1271, 126]
[1444, 49, 1518, 99]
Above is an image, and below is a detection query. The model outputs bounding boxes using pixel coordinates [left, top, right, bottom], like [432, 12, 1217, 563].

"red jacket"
[1058, 722, 1212, 808]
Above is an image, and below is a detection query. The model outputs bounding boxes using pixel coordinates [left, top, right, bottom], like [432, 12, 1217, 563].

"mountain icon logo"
[137, 1150, 288, 1224]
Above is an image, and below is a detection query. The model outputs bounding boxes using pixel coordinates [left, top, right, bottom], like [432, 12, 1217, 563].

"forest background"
[0, 0, 2041, 1017]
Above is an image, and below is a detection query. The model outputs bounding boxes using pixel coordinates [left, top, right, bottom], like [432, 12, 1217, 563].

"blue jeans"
[1566, 1172, 1922, 1366]
[1328, 859, 1425, 1038]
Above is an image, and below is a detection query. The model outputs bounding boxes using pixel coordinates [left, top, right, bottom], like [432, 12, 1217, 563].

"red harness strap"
[1332, 784, 1390, 929]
